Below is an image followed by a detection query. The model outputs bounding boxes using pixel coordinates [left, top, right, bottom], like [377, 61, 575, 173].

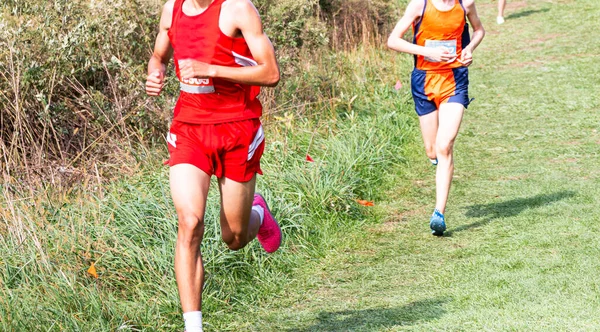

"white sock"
[183, 311, 203, 332]
[430, 158, 438, 165]
[252, 205, 265, 225]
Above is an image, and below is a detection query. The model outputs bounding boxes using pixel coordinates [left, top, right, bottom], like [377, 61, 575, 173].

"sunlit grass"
[0, 44, 416, 330]
[224, 0, 600, 331]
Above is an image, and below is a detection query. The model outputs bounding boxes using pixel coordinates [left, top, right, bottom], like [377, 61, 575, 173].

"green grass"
[0, 45, 417, 330]
[2, 0, 599, 330]
[222, 0, 600, 331]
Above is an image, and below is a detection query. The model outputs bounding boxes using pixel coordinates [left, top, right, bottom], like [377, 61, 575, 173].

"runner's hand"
[458, 48, 473, 67]
[179, 59, 215, 80]
[426, 47, 457, 63]
[146, 70, 165, 96]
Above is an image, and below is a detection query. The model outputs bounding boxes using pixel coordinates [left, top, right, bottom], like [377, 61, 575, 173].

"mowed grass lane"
[234, 0, 600, 331]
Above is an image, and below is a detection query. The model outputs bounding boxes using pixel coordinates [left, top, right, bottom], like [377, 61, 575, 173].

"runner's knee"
[436, 140, 454, 157]
[225, 237, 248, 251]
[221, 225, 249, 251]
[177, 211, 205, 244]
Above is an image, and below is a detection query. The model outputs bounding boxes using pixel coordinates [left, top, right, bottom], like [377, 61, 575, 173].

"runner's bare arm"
[386, 0, 455, 63]
[178, 0, 279, 87]
[146, 1, 175, 96]
[459, 0, 485, 66]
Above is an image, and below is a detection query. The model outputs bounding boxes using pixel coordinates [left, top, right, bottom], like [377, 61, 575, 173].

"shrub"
[0, 0, 168, 187]
[0, 0, 398, 188]
[319, 0, 397, 49]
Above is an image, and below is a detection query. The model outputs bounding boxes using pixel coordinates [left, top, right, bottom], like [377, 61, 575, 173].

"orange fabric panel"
[424, 70, 457, 108]
[414, 0, 466, 71]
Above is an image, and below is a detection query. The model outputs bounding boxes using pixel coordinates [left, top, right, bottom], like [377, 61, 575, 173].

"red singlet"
[168, 0, 262, 124]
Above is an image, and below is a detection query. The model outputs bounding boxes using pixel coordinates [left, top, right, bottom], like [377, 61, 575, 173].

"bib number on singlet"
[180, 77, 215, 94]
[424, 40, 457, 63]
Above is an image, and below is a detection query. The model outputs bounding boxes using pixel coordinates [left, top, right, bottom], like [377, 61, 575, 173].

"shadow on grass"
[446, 191, 576, 236]
[286, 298, 448, 332]
[506, 8, 550, 20]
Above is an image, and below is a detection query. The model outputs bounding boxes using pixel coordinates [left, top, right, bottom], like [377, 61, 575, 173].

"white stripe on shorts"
[247, 125, 264, 161]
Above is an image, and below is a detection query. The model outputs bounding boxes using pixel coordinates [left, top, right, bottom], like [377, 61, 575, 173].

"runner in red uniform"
[388, 0, 485, 235]
[145, 0, 281, 330]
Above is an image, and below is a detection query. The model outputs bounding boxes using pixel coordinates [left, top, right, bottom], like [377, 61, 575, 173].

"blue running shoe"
[430, 158, 438, 166]
[430, 209, 446, 236]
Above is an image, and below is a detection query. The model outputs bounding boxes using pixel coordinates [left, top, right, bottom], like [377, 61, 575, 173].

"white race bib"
[180, 77, 215, 94]
[424, 40, 457, 63]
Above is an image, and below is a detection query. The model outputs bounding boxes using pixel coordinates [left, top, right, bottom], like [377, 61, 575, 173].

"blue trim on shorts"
[448, 67, 470, 108]
[410, 67, 470, 117]
[411, 68, 437, 116]
[412, 0, 428, 67]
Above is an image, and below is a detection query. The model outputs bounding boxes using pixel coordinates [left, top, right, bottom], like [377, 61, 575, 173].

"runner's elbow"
[264, 68, 280, 87]
[474, 25, 486, 39]
[387, 37, 402, 51]
[386, 37, 395, 50]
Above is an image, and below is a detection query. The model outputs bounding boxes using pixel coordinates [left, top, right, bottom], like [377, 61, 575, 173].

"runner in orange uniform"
[388, 0, 485, 235]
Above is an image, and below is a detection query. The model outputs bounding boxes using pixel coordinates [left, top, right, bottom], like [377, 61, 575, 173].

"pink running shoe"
[253, 193, 282, 253]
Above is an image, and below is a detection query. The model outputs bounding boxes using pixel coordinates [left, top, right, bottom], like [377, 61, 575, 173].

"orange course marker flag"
[356, 199, 374, 207]
[88, 262, 98, 278]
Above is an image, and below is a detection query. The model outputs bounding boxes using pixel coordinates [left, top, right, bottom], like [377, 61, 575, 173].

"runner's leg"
[497, 0, 507, 24]
[218, 175, 261, 250]
[419, 110, 439, 162]
[498, 0, 506, 17]
[171, 164, 211, 312]
[435, 102, 464, 214]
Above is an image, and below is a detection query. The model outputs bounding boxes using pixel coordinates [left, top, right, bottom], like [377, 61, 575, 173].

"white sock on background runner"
[183, 311, 203, 332]
[252, 205, 265, 225]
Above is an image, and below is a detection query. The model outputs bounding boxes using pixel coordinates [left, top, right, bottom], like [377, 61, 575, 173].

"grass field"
[226, 0, 600, 331]
[1, 0, 599, 331]
[0, 38, 416, 331]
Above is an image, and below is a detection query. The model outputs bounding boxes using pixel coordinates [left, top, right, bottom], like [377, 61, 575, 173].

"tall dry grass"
[0, 45, 418, 330]
[0, 0, 416, 329]
[0, 0, 399, 190]
[1, 0, 171, 192]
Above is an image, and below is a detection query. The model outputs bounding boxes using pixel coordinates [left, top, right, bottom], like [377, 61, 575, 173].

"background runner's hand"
[146, 70, 165, 96]
[458, 48, 473, 67]
[179, 59, 216, 80]
[426, 47, 457, 63]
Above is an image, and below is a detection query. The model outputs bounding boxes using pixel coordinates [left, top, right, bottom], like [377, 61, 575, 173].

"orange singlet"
[413, 0, 469, 71]
[410, 0, 472, 116]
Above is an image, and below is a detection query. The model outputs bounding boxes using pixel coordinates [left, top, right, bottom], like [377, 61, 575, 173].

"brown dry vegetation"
[0, 0, 397, 191]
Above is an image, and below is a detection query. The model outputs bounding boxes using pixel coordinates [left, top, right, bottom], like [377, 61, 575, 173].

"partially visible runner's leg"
[218, 176, 281, 253]
[497, 0, 506, 24]
[218, 175, 260, 250]
[431, 102, 464, 234]
[419, 110, 439, 166]
[170, 164, 211, 332]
